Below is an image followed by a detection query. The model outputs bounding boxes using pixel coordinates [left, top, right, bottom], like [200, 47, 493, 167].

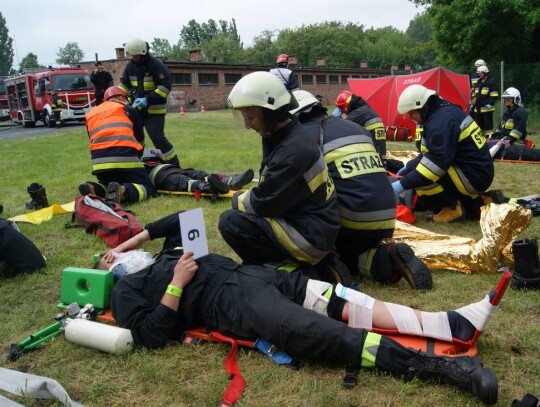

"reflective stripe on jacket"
[119, 55, 171, 115]
[86, 101, 144, 172]
[301, 115, 395, 237]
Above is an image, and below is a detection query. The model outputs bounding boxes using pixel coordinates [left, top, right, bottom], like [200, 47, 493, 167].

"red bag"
[67, 194, 143, 248]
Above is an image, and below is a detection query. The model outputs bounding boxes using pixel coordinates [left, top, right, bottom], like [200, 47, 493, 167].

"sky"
[2, 0, 425, 69]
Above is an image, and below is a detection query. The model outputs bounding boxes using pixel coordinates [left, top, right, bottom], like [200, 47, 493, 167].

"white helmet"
[502, 87, 521, 104]
[474, 59, 486, 68]
[124, 38, 148, 56]
[477, 65, 489, 74]
[290, 90, 320, 115]
[397, 84, 437, 114]
[227, 71, 297, 111]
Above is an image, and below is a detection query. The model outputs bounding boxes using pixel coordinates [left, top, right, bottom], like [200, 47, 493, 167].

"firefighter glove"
[133, 97, 148, 109]
[331, 107, 342, 118]
[392, 180, 405, 201]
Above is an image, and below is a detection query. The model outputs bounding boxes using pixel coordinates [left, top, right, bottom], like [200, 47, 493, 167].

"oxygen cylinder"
[64, 319, 134, 354]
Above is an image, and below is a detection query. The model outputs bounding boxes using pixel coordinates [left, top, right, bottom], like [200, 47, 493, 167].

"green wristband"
[166, 284, 183, 298]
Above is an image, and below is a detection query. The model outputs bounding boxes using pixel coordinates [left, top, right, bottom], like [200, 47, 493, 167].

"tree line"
[1, 0, 539, 76]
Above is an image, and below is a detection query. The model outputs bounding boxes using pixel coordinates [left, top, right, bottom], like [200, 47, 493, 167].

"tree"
[0, 12, 14, 76]
[19, 52, 44, 72]
[56, 42, 85, 65]
[179, 18, 242, 50]
[201, 33, 245, 63]
[408, 0, 540, 70]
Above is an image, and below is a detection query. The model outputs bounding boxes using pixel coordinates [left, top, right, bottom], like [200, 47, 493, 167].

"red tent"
[347, 67, 471, 139]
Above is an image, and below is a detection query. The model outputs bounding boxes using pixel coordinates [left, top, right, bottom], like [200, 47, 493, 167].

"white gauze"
[421, 312, 452, 342]
[335, 283, 375, 330]
[385, 302, 423, 336]
[455, 294, 496, 332]
[110, 250, 155, 275]
[303, 280, 332, 315]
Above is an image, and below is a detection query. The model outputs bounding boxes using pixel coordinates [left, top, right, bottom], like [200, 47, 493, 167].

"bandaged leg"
[302, 280, 332, 316]
[336, 283, 499, 344]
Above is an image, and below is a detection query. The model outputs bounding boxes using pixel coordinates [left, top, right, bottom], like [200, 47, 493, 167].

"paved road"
[0, 121, 85, 140]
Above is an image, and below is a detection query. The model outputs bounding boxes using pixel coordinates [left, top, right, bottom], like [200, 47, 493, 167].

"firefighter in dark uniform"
[471, 65, 498, 137]
[105, 213, 498, 406]
[52, 93, 63, 128]
[144, 156, 254, 194]
[334, 90, 387, 157]
[393, 85, 494, 223]
[291, 90, 431, 290]
[119, 38, 179, 165]
[468, 59, 486, 120]
[219, 72, 346, 284]
[493, 87, 528, 144]
[79, 86, 156, 204]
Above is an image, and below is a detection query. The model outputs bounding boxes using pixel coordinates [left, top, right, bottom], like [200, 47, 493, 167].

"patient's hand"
[171, 251, 198, 288]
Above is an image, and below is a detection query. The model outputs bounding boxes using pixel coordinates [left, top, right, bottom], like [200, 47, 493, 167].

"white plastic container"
[64, 319, 134, 354]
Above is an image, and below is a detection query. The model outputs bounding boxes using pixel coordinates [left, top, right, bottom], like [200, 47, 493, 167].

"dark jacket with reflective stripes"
[345, 95, 386, 155]
[86, 101, 145, 174]
[232, 117, 340, 265]
[472, 75, 498, 113]
[300, 112, 395, 239]
[400, 98, 494, 194]
[498, 104, 528, 142]
[119, 54, 171, 116]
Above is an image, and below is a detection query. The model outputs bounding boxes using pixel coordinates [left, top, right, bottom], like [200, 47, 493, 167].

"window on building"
[171, 73, 192, 85]
[329, 75, 339, 84]
[301, 74, 313, 84]
[224, 73, 242, 84]
[341, 75, 348, 84]
[198, 73, 219, 85]
[316, 75, 327, 84]
[351, 75, 360, 78]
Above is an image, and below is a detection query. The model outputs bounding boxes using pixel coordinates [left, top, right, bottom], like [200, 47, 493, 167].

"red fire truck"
[5, 67, 95, 128]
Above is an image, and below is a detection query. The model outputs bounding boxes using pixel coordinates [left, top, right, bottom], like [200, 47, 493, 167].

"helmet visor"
[230, 106, 261, 130]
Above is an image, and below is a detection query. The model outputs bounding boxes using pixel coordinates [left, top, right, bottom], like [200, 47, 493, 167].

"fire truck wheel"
[44, 112, 55, 128]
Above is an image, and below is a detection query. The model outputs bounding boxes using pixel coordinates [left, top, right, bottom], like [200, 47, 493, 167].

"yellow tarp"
[8, 202, 75, 225]
[391, 203, 531, 273]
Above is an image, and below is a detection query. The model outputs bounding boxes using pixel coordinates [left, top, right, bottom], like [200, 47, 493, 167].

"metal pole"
[500, 61, 504, 120]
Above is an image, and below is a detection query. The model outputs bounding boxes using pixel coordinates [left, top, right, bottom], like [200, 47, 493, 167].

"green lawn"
[1, 110, 539, 406]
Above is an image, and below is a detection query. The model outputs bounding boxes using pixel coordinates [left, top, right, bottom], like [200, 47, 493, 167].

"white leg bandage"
[420, 312, 453, 341]
[336, 283, 375, 330]
[455, 294, 496, 332]
[303, 280, 332, 316]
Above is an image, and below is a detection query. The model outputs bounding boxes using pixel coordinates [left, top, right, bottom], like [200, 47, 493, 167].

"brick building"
[79, 49, 390, 112]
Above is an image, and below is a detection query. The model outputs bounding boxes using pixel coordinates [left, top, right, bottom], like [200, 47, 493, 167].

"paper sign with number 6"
[179, 208, 209, 259]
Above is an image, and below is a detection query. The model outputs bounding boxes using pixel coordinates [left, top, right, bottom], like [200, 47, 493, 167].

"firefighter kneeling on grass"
[392, 84, 494, 223]
[78, 86, 157, 204]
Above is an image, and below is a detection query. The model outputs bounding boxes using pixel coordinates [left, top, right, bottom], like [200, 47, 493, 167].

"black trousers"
[218, 209, 291, 265]
[0, 220, 46, 275]
[94, 168, 157, 203]
[142, 115, 179, 165]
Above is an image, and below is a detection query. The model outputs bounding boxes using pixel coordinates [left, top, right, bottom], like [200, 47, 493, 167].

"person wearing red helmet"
[78, 85, 157, 204]
[269, 53, 299, 91]
[334, 90, 388, 158]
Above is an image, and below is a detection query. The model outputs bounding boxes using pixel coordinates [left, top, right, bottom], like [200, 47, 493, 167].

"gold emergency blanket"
[391, 203, 531, 274]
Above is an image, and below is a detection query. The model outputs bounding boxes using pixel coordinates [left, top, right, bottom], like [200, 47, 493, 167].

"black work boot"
[207, 174, 230, 194]
[79, 182, 107, 198]
[25, 183, 49, 210]
[107, 182, 127, 204]
[373, 243, 433, 290]
[220, 169, 255, 190]
[511, 239, 540, 289]
[314, 251, 352, 286]
[405, 353, 498, 405]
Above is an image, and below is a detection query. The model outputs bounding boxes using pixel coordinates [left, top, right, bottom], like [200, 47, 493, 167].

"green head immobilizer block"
[60, 268, 113, 309]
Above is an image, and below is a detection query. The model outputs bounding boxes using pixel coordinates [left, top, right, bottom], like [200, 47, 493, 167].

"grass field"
[1, 109, 540, 406]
